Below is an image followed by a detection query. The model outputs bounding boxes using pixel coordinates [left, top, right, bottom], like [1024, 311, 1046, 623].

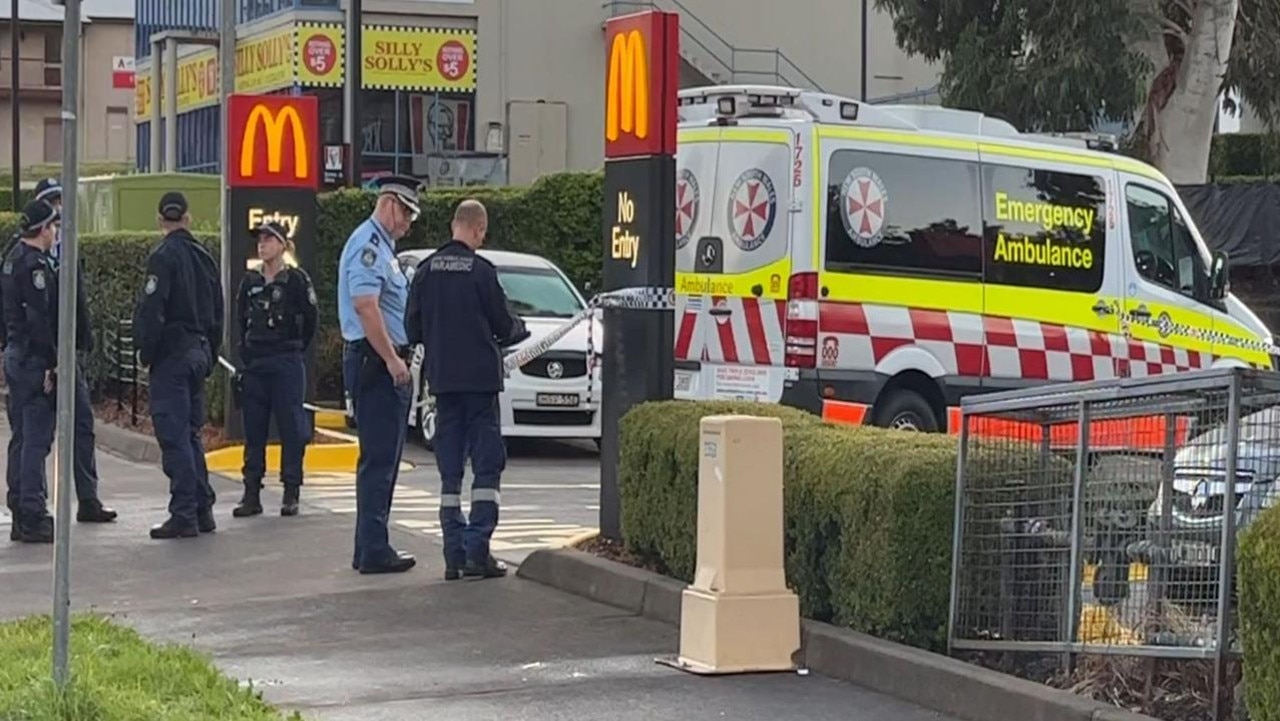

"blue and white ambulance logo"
[676, 168, 700, 250]
[726, 168, 776, 252]
[840, 167, 888, 248]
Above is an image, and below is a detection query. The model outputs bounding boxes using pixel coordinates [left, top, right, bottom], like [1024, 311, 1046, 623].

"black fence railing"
[99, 317, 148, 427]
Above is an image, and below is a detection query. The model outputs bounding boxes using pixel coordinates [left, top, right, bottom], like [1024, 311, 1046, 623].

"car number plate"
[1173, 541, 1218, 566]
[536, 393, 581, 407]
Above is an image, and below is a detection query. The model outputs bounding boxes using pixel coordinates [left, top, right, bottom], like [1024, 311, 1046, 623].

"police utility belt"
[346, 338, 414, 362]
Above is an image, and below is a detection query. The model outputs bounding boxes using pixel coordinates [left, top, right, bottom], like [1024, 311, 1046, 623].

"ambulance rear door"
[673, 124, 795, 402]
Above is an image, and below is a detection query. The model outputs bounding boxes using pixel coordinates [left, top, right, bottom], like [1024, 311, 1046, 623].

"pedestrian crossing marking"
[245, 470, 598, 555]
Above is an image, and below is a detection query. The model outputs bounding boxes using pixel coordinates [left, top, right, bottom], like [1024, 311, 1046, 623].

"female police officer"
[231, 220, 317, 518]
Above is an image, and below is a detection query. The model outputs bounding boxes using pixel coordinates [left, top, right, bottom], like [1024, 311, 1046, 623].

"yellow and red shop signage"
[236, 25, 296, 95]
[361, 25, 475, 92]
[604, 11, 679, 158]
[295, 22, 344, 86]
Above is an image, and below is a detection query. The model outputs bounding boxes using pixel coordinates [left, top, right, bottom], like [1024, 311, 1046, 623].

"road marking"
[258, 471, 598, 554]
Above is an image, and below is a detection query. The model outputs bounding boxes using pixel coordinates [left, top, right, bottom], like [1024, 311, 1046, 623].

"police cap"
[252, 220, 288, 245]
[19, 199, 59, 236]
[374, 175, 423, 216]
[158, 191, 188, 222]
[34, 177, 62, 203]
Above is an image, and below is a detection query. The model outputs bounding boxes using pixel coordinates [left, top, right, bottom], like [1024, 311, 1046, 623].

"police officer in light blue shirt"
[338, 175, 422, 575]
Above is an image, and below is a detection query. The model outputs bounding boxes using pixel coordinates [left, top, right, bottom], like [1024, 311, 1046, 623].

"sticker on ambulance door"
[676, 168, 700, 250]
[726, 168, 778, 252]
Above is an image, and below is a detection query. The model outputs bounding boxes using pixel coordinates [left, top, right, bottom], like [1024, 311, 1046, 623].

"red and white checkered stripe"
[818, 301, 1213, 382]
[674, 295, 787, 366]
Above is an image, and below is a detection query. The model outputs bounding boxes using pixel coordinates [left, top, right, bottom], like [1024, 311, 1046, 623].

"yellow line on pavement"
[205, 443, 413, 474]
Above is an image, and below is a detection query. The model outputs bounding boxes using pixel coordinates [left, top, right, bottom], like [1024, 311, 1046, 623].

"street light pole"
[219, 0, 234, 351]
[11, 0, 20, 208]
[860, 0, 868, 101]
[344, 0, 362, 186]
[52, 0, 82, 688]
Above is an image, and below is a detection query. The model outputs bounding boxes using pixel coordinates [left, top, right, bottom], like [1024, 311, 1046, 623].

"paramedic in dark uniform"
[406, 199, 528, 580]
[339, 175, 421, 574]
[2, 201, 115, 542]
[232, 220, 317, 518]
[134, 192, 224, 540]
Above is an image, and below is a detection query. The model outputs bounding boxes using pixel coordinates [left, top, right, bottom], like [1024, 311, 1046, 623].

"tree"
[873, 0, 1280, 183]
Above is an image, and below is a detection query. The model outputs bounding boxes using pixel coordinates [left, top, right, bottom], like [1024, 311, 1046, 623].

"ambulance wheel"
[872, 390, 939, 432]
[418, 406, 437, 451]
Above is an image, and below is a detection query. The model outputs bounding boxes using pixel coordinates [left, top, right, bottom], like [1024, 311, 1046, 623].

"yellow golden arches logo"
[240, 104, 309, 180]
[606, 29, 649, 142]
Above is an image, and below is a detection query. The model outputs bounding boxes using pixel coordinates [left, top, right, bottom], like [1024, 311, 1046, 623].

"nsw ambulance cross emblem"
[675, 168, 699, 250]
[840, 167, 888, 248]
[726, 168, 776, 252]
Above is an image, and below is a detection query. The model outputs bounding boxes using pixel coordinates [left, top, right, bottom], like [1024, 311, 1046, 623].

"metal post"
[1214, 374, 1242, 721]
[52, 0, 81, 689]
[219, 0, 234, 352]
[344, 0, 362, 185]
[1063, 399, 1091, 671]
[163, 37, 177, 172]
[946, 412, 971, 655]
[10, 0, 19, 208]
[859, 0, 868, 101]
[149, 40, 160, 172]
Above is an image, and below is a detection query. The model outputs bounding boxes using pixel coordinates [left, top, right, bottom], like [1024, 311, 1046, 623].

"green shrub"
[1210, 133, 1280, 179]
[619, 400, 965, 650]
[1240, 504, 1280, 721]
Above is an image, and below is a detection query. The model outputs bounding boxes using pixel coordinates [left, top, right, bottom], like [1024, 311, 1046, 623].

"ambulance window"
[824, 150, 983, 278]
[1125, 184, 1212, 302]
[983, 165, 1106, 293]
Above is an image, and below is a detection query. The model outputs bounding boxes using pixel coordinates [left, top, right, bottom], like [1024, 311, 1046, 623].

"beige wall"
[362, 0, 939, 183]
[80, 20, 137, 164]
[0, 19, 136, 168]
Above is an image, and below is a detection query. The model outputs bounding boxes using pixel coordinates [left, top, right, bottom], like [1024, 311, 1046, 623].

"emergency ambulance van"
[671, 85, 1275, 433]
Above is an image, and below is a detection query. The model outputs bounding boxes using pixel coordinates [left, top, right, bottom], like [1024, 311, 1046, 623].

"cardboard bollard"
[674, 415, 800, 674]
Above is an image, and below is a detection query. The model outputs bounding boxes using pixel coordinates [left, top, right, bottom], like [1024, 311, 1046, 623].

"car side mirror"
[1210, 251, 1229, 299]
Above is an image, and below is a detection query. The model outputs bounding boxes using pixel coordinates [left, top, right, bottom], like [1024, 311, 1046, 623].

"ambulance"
[671, 85, 1275, 433]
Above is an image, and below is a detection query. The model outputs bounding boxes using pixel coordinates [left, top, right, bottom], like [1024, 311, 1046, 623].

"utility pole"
[859, 0, 868, 101]
[344, 0, 361, 186]
[10, 0, 19, 208]
[51, 0, 81, 688]
[219, 0, 234, 345]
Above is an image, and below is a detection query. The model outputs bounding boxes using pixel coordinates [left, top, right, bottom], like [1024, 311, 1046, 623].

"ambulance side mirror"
[1210, 251, 1229, 299]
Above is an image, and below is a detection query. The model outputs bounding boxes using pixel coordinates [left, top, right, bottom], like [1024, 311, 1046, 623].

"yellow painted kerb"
[205, 443, 413, 474]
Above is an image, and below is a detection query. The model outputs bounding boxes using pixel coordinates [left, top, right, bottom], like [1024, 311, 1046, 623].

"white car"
[393, 247, 604, 450]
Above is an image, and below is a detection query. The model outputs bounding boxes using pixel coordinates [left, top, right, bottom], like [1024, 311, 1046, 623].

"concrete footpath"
[0, 429, 959, 721]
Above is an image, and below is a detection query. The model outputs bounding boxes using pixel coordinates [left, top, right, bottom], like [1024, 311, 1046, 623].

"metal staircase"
[604, 0, 825, 92]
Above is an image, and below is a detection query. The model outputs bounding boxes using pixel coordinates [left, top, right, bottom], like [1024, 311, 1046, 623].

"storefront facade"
[134, 3, 482, 185]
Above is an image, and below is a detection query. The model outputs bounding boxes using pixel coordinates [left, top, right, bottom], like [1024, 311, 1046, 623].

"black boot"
[150, 516, 199, 539]
[20, 515, 55, 544]
[280, 485, 300, 517]
[197, 507, 217, 534]
[463, 555, 508, 580]
[77, 499, 118, 523]
[233, 482, 263, 518]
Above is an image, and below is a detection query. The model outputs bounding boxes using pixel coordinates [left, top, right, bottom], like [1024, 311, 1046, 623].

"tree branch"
[1169, 0, 1195, 17]
[1161, 16, 1190, 42]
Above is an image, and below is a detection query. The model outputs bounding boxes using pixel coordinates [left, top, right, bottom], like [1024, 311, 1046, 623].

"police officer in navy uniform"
[407, 199, 528, 580]
[339, 175, 421, 574]
[2, 178, 59, 530]
[134, 192, 224, 540]
[2, 200, 116, 542]
[232, 220, 317, 518]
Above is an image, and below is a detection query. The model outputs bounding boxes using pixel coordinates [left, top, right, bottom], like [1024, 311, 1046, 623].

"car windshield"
[498, 267, 583, 319]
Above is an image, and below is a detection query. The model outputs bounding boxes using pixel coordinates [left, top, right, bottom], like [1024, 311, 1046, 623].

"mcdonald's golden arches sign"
[604, 10, 678, 159]
[227, 94, 319, 189]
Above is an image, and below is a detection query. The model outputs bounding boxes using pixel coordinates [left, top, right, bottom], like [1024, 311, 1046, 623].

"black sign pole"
[599, 157, 676, 540]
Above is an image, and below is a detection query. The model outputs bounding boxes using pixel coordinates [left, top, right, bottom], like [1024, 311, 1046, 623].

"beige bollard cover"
[676, 414, 800, 674]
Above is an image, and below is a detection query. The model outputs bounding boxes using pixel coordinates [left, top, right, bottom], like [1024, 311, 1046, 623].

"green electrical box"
[76, 173, 221, 233]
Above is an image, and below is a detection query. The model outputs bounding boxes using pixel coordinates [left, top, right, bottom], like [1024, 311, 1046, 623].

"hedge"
[1211, 133, 1280, 179]
[1240, 504, 1280, 721]
[619, 400, 967, 650]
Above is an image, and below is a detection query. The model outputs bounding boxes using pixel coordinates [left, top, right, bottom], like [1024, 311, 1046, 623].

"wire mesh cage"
[949, 367, 1280, 674]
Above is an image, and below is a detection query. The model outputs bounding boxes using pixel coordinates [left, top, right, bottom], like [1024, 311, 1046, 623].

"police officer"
[133, 192, 224, 540]
[339, 175, 420, 574]
[406, 199, 528, 580]
[2, 200, 115, 542]
[232, 220, 317, 518]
